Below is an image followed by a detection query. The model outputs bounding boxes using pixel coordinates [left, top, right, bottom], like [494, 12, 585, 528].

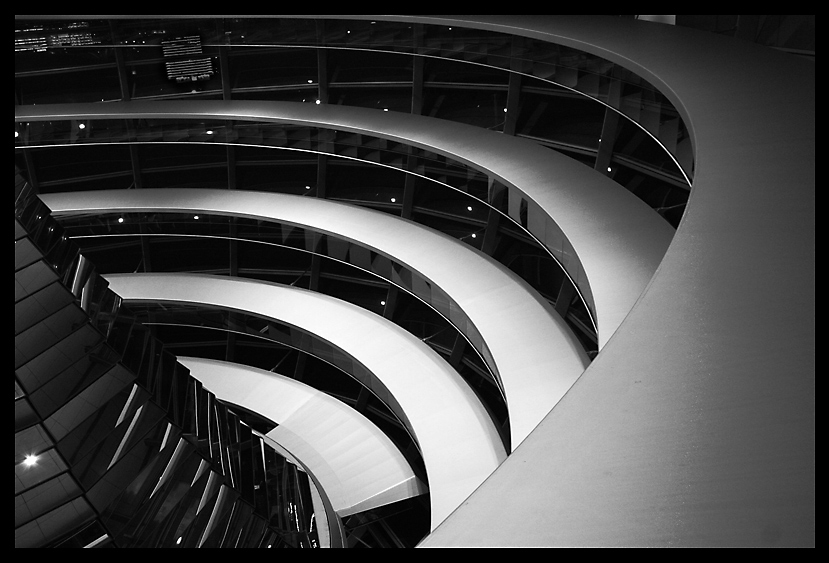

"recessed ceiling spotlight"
[206, 130, 213, 135]
[118, 217, 124, 223]
[315, 99, 321, 105]
[467, 206, 473, 211]
[23, 454, 38, 467]
[607, 166, 612, 172]
[380, 300, 386, 306]
[15, 131, 19, 138]
[390, 197, 396, 203]
[78, 123, 86, 129]
[471, 233, 477, 238]
[193, 215, 199, 220]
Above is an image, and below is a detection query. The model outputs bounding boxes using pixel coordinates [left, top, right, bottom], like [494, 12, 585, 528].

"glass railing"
[15, 16, 693, 183]
[15, 117, 598, 344]
[60, 211, 503, 392]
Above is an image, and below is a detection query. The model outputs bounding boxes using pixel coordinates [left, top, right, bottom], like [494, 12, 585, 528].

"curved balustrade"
[14, 16, 693, 185]
[42, 188, 590, 449]
[18, 101, 674, 350]
[18, 114, 599, 346]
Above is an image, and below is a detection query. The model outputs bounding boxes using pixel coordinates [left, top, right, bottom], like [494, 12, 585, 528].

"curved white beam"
[176, 356, 426, 517]
[41, 188, 590, 450]
[18, 99, 674, 349]
[103, 272, 506, 531]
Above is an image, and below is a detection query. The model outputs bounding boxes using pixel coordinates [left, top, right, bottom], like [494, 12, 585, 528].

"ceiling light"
[205, 130, 213, 135]
[23, 454, 38, 467]
[78, 123, 86, 129]
[383, 108, 388, 111]
[15, 131, 19, 138]
[118, 217, 124, 223]
[607, 166, 612, 172]
[390, 197, 396, 203]
[381, 300, 386, 306]
[305, 186, 311, 190]
[307, 79, 313, 84]
[193, 215, 199, 220]
[315, 99, 321, 105]
[467, 206, 473, 211]
[471, 233, 477, 238]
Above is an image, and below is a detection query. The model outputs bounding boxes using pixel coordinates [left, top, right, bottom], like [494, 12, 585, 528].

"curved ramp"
[42, 188, 590, 449]
[103, 272, 506, 531]
[176, 356, 425, 517]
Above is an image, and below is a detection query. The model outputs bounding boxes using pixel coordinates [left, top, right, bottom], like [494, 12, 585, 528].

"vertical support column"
[316, 21, 329, 105]
[226, 119, 237, 197]
[401, 150, 418, 220]
[316, 154, 328, 199]
[382, 284, 400, 321]
[412, 24, 425, 115]
[594, 68, 624, 175]
[480, 207, 502, 256]
[503, 72, 521, 136]
[111, 22, 131, 101]
[308, 254, 322, 292]
[129, 145, 143, 189]
[219, 46, 232, 101]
